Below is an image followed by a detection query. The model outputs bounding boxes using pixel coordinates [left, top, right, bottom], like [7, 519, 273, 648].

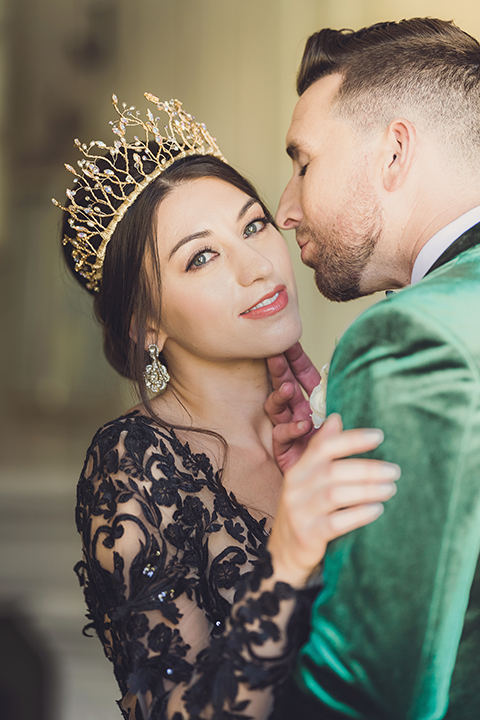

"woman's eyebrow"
[169, 229, 212, 260]
[168, 198, 260, 260]
[237, 197, 259, 220]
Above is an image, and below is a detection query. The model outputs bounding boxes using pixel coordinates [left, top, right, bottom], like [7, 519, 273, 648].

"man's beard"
[298, 180, 383, 302]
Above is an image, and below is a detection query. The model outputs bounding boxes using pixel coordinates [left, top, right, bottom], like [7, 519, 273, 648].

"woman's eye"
[244, 218, 267, 237]
[188, 249, 216, 270]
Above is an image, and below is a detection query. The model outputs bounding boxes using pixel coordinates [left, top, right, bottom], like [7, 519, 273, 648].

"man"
[269, 18, 480, 719]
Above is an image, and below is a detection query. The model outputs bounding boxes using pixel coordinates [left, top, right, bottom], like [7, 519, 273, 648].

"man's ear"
[382, 118, 416, 192]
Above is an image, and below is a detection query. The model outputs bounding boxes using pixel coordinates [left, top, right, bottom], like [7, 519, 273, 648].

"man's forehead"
[286, 73, 343, 150]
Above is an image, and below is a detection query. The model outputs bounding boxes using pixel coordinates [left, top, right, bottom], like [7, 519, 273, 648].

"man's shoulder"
[400, 239, 480, 304]
[331, 250, 480, 377]
[344, 243, 480, 340]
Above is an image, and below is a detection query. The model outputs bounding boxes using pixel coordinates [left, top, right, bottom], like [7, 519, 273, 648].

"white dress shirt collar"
[411, 205, 480, 284]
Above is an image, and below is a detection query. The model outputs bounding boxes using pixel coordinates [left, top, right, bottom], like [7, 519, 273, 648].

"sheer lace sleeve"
[74, 413, 311, 720]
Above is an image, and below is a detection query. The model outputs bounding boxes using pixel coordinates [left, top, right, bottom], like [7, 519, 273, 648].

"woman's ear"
[382, 118, 416, 192]
[147, 329, 168, 353]
[130, 318, 168, 353]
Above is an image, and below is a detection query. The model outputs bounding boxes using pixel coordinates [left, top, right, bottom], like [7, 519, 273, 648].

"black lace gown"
[74, 411, 314, 720]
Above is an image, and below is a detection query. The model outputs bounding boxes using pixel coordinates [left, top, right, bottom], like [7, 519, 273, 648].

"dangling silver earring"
[144, 344, 170, 393]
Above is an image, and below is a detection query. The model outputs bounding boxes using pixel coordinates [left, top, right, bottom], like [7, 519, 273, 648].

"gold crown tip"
[56, 92, 224, 292]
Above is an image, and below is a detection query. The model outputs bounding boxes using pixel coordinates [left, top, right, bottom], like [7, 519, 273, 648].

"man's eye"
[299, 163, 309, 177]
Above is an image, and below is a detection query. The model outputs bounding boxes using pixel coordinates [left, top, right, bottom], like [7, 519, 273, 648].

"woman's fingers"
[286, 468, 398, 512]
[323, 479, 397, 506]
[269, 414, 400, 587]
[317, 411, 343, 437]
[328, 503, 384, 534]
[293, 418, 386, 477]
[328, 458, 401, 483]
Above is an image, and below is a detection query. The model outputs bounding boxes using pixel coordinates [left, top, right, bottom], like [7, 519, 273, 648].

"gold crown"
[53, 93, 226, 292]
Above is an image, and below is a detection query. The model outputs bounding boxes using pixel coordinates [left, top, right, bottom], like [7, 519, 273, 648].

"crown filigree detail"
[52, 93, 226, 292]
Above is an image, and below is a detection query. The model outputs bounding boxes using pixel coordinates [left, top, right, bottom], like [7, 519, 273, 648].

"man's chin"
[297, 225, 380, 301]
[314, 268, 363, 302]
[302, 253, 316, 271]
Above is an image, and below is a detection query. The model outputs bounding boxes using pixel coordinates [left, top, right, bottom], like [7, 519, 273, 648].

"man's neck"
[411, 204, 480, 283]
[407, 191, 480, 266]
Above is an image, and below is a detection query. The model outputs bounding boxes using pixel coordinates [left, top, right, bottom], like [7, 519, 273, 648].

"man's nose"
[275, 177, 303, 229]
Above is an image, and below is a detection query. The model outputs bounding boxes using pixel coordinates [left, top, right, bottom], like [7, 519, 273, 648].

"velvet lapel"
[425, 221, 480, 276]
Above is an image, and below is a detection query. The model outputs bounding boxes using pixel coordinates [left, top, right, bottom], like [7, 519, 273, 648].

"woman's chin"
[265, 322, 303, 357]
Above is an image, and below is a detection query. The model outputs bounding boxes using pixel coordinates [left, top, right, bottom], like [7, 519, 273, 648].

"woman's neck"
[150, 353, 274, 449]
[146, 351, 284, 523]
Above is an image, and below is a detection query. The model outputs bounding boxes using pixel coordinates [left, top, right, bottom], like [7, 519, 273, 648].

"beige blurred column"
[0, 0, 133, 462]
[363, 0, 480, 32]
[0, 0, 7, 415]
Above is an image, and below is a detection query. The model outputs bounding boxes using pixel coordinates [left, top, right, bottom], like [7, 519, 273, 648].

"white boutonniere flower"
[309, 364, 329, 428]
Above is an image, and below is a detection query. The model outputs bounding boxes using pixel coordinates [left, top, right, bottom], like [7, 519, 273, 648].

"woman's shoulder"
[81, 409, 219, 489]
[75, 410, 233, 541]
[88, 409, 165, 449]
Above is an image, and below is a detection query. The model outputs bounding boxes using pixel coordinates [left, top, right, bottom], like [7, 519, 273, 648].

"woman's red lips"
[240, 285, 288, 319]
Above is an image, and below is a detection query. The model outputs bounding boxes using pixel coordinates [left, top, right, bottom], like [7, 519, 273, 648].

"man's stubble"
[298, 171, 384, 302]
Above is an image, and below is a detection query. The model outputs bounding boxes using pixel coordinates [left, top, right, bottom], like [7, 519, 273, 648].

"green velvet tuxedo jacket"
[277, 226, 480, 719]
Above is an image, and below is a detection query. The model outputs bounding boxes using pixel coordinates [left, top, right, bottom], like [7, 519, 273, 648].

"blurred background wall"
[0, 1, 480, 718]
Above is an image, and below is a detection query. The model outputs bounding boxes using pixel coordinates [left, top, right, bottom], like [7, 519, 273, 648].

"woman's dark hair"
[61, 154, 274, 462]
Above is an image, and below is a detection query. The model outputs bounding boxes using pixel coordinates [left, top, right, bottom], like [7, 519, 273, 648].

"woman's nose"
[275, 176, 303, 229]
[236, 244, 274, 286]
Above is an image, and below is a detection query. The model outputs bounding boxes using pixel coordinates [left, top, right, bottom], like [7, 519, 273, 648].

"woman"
[54, 94, 399, 720]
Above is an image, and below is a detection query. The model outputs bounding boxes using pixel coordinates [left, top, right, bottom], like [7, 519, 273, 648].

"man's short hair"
[297, 18, 480, 170]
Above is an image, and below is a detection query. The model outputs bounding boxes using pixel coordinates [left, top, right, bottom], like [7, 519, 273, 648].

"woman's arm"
[268, 413, 399, 588]
[76, 414, 398, 719]
[76, 420, 309, 719]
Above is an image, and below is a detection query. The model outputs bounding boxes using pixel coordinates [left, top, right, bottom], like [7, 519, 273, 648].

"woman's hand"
[268, 413, 400, 588]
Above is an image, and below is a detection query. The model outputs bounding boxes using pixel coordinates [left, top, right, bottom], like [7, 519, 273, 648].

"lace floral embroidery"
[74, 411, 313, 719]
